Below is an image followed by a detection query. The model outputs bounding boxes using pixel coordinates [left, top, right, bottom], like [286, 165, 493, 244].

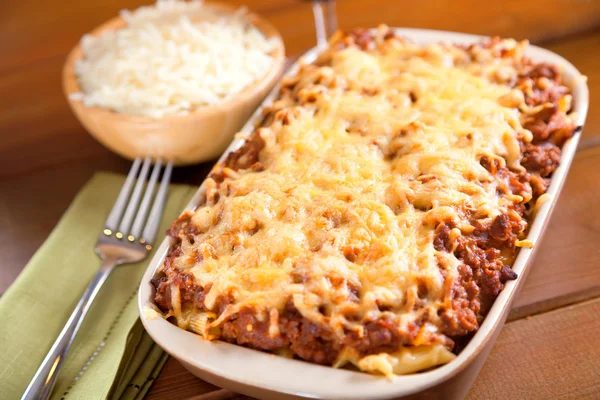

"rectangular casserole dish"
[138, 28, 589, 400]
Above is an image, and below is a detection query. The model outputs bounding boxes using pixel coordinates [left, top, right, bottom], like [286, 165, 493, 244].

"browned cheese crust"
[151, 28, 577, 370]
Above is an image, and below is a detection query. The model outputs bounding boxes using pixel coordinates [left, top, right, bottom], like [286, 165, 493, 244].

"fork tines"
[103, 157, 173, 250]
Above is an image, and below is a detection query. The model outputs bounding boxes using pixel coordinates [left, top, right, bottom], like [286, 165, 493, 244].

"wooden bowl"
[62, 3, 285, 166]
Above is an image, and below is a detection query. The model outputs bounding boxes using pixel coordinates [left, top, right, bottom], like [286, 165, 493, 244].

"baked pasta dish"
[151, 26, 578, 376]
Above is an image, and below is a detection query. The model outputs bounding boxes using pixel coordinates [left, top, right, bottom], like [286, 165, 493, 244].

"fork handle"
[21, 258, 117, 400]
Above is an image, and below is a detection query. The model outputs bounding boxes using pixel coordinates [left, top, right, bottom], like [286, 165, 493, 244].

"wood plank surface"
[145, 358, 223, 400]
[3, 0, 600, 72]
[1, 0, 599, 399]
[468, 298, 600, 400]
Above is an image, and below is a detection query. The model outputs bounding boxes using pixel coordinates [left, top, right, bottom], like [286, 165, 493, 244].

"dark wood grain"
[468, 298, 600, 400]
[144, 357, 222, 400]
[3, 0, 600, 71]
[186, 389, 250, 400]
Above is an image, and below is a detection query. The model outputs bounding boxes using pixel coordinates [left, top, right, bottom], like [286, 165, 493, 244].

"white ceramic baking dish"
[138, 28, 589, 400]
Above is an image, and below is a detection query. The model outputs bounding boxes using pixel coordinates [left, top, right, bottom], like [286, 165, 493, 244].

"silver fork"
[22, 157, 173, 400]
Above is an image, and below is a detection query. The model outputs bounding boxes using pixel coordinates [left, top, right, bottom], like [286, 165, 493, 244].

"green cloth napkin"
[0, 172, 196, 400]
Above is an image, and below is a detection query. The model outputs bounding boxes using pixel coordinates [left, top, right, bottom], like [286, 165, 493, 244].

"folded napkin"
[0, 172, 197, 400]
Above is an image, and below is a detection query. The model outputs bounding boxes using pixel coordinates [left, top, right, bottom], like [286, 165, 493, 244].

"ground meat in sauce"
[279, 302, 341, 364]
[433, 222, 454, 252]
[150, 273, 171, 311]
[521, 142, 562, 177]
[344, 317, 417, 355]
[524, 106, 574, 145]
[437, 89, 572, 336]
[224, 132, 265, 171]
[151, 252, 204, 312]
[434, 213, 520, 337]
[221, 308, 289, 351]
[166, 211, 193, 238]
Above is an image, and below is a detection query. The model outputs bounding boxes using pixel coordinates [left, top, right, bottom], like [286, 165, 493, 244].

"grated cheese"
[166, 34, 551, 375]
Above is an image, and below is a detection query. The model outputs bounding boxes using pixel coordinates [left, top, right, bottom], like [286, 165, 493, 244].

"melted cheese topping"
[167, 35, 536, 374]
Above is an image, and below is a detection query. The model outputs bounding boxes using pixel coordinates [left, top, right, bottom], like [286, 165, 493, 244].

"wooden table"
[1, 1, 599, 399]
